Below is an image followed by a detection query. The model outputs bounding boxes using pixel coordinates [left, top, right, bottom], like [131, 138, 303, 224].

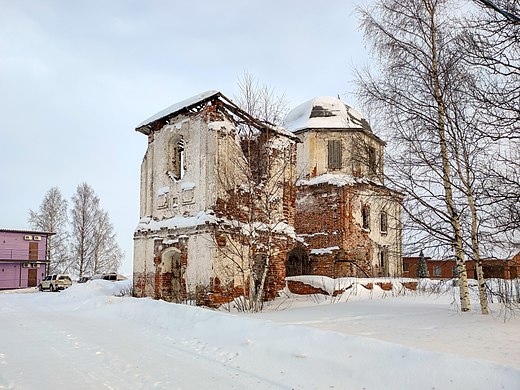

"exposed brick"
[287, 280, 328, 295]
[294, 184, 374, 278]
[376, 282, 393, 291]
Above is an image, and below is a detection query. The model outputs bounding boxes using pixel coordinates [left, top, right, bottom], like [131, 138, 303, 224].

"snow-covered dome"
[284, 96, 369, 133]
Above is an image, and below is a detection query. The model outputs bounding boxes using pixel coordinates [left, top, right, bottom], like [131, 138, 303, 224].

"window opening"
[169, 137, 185, 181]
[362, 206, 370, 230]
[328, 140, 342, 169]
[380, 210, 388, 233]
[368, 146, 376, 173]
[379, 249, 388, 276]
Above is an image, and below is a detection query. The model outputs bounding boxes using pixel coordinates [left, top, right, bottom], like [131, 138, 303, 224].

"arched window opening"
[286, 247, 311, 276]
[380, 210, 388, 233]
[379, 248, 388, 276]
[169, 136, 185, 181]
[362, 206, 370, 230]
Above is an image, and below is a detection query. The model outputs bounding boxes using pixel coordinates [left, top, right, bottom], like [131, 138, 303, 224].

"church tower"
[285, 96, 403, 278]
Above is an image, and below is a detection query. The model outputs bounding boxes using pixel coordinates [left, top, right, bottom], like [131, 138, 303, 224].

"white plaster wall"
[138, 114, 223, 222]
[133, 237, 156, 274]
[186, 233, 214, 293]
[354, 189, 402, 275]
[212, 238, 251, 288]
[135, 112, 245, 290]
[295, 130, 384, 180]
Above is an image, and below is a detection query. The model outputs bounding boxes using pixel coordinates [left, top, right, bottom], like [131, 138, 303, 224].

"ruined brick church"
[133, 91, 402, 306]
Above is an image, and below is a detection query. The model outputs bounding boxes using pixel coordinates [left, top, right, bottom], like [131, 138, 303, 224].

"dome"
[283, 96, 370, 133]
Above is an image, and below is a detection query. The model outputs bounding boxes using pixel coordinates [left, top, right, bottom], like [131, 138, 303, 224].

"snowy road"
[0, 292, 274, 389]
[1, 281, 519, 390]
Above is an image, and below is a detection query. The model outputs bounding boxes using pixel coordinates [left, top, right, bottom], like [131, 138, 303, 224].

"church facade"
[133, 92, 402, 306]
[133, 91, 298, 307]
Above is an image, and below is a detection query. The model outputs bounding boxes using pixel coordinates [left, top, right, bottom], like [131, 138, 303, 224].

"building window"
[452, 266, 459, 277]
[368, 146, 376, 173]
[362, 206, 370, 230]
[379, 249, 388, 276]
[380, 210, 388, 233]
[328, 140, 342, 169]
[403, 262, 409, 272]
[434, 266, 442, 277]
[169, 136, 185, 181]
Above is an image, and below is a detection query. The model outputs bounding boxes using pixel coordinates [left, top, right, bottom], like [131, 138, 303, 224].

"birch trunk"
[450, 122, 489, 314]
[468, 191, 489, 314]
[427, 1, 471, 311]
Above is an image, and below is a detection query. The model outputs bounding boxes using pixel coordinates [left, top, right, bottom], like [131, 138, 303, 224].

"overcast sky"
[1, 0, 373, 274]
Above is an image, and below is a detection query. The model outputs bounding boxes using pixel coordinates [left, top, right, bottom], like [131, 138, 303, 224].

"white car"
[39, 274, 72, 292]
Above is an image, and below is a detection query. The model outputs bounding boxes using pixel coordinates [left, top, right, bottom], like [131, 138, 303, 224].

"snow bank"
[285, 275, 418, 296]
[62, 279, 133, 299]
[1, 281, 519, 389]
[86, 288, 520, 389]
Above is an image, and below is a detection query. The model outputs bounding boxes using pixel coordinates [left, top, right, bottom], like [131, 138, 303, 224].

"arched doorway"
[159, 248, 183, 302]
[286, 247, 311, 277]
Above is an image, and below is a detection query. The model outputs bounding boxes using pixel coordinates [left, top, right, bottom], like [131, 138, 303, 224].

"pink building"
[0, 229, 54, 289]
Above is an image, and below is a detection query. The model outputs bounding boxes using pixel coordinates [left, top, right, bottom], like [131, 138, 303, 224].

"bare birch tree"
[235, 70, 289, 126]
[461, 1, 520, 251]
[445, 93, 490, 314]
[91, 210, 123, 275]
[215, 131, 295, 312]
[70, 183, 99, 278]
[211, 82, 296, 312]
[70, 183, 123, 278]
[28, 187, 69, 273]
[356, 0, 474, 311]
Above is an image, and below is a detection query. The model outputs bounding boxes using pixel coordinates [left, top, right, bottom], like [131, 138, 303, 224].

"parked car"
[77, 276, 91, 283]
[101, 273, 118, 281]
[91, 273, 127, 282]
[39, 274, 72, 292]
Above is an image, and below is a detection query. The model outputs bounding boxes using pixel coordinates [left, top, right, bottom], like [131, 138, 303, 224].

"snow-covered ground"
[1, 279, 519, 389]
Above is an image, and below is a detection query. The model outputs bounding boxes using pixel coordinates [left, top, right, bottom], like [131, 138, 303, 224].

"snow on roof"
[136, 90, 220, 130]
[284, 96, 368, 133]
[310, 246, 340, 255]
[297, 173, 371, 187]
[0, 228, 55, 235]
[135, 211, 217, 232]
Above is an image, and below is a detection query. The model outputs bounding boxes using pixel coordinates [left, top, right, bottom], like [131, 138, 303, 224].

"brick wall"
[294, 184, 374, 277]
[402, 256, 519, 280]
[133, 271, 155, 298]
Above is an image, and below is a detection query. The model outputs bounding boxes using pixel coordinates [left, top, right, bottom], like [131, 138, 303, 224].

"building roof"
[136, 90, 220, 133]
[135, 90, 300, 141]
[0, 229, 55, 235]
[284, 96, 372, 133]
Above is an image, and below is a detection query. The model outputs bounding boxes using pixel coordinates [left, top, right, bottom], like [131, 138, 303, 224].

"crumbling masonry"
[133, 91, 298, 307]
[133, 92, 402, 306]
